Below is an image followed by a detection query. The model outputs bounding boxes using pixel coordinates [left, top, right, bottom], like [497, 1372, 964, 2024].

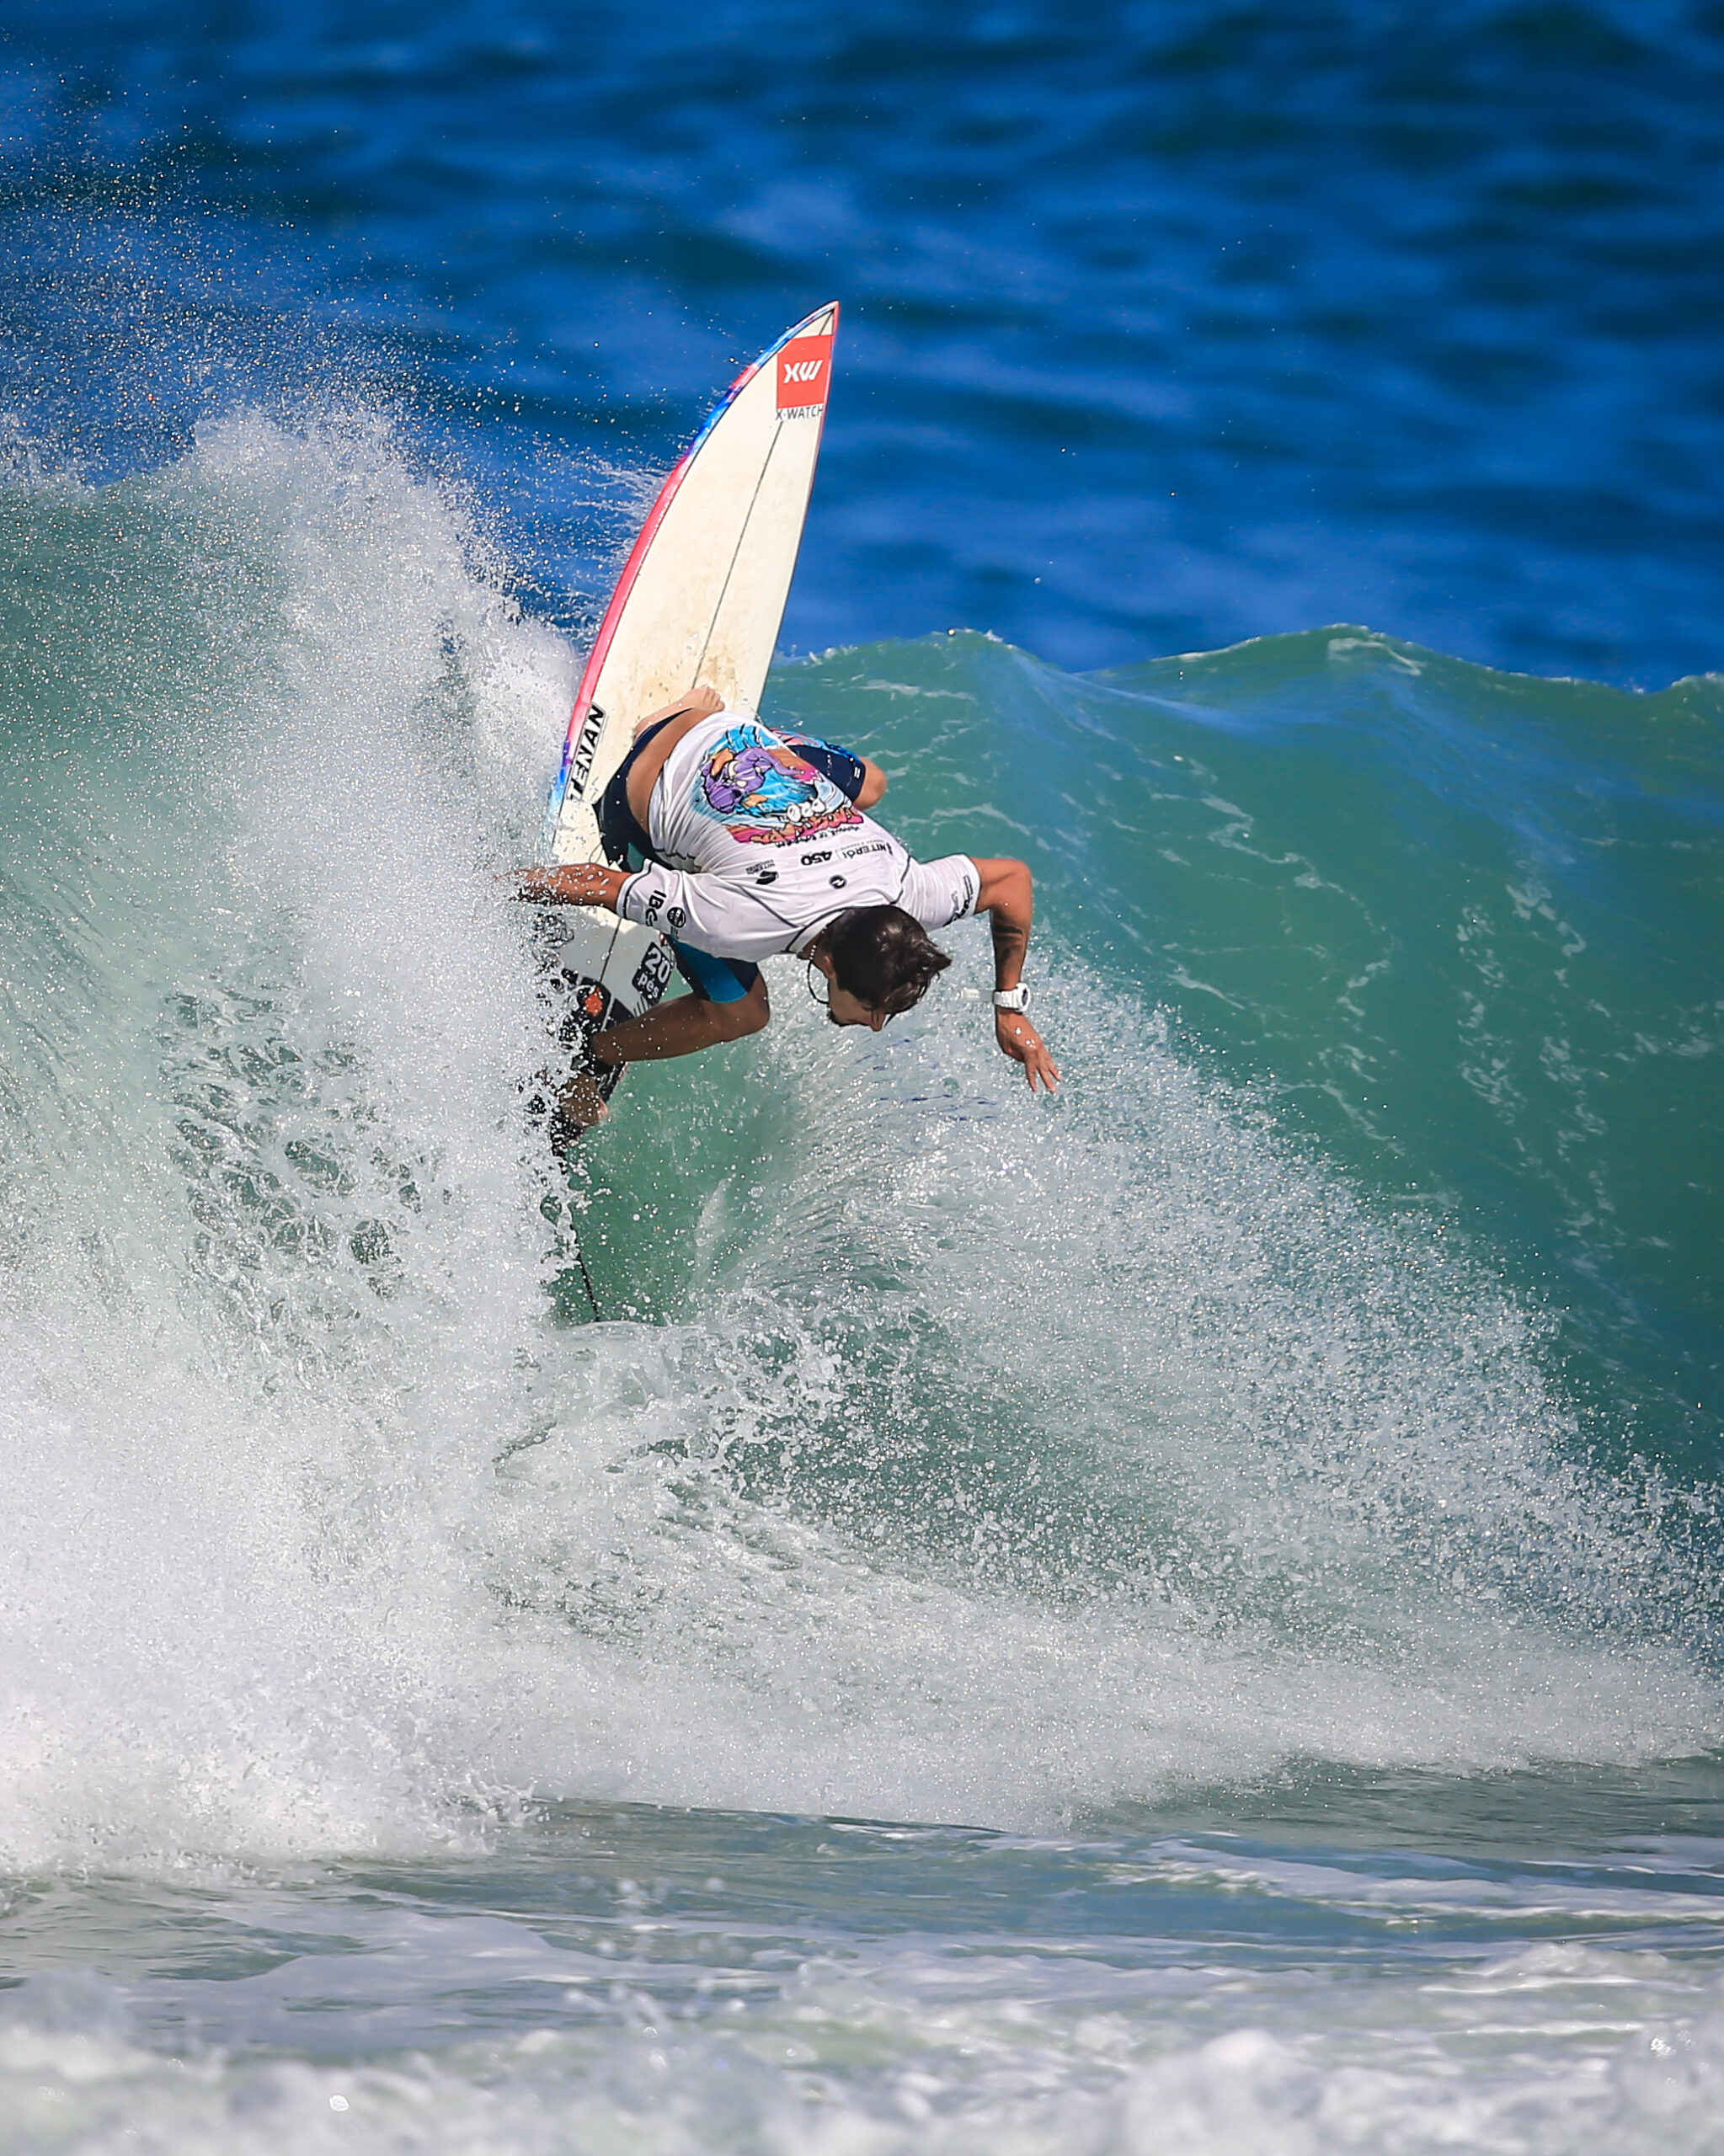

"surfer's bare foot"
[634, 681, 723, 736]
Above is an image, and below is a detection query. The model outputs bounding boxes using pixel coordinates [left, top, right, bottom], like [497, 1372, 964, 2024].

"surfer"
[516, 686, 1059, 1129]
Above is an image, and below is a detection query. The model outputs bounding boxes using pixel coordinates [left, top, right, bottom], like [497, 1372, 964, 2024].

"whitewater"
[0, 409, 1720, 2151]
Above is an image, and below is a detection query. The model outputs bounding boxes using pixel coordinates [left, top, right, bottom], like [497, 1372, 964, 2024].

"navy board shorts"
[597, 718, 868, 1006]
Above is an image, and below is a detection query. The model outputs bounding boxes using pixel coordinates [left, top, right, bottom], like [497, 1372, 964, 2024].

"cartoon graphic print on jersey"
[693, 723, 864, 848]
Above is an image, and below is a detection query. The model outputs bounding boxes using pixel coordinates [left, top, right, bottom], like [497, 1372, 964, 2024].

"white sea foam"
[4, 1934, 1724, 2156]
[0, 419, 1719, 1878]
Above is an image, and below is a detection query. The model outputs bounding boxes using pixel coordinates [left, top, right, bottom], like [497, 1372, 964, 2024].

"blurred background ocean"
[5, 0, 1722, 680]
[2, 6, 1724, 2153]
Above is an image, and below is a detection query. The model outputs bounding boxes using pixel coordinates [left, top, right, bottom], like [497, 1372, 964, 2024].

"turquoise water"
[2, 419, 1721, 2150]
[3, 5, 1724, 2151]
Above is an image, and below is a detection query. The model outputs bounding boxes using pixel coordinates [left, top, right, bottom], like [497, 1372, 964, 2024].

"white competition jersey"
[614, 711, 981, 961]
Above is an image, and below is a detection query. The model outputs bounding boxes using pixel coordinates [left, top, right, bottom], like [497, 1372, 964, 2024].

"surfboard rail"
[541, 301, 840, 860]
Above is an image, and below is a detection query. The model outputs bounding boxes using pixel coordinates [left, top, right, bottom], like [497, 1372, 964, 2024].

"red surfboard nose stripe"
[777, 335, 832, 409]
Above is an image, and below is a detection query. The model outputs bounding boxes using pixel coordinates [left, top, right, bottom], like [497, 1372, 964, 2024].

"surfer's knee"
[732, 974, 771, 1037]
[707, 974, 770, 1042]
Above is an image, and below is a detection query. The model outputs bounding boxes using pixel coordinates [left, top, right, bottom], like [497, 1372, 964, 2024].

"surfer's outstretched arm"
[513, 863, 631, 909]
[971, 858, 1060, 1093]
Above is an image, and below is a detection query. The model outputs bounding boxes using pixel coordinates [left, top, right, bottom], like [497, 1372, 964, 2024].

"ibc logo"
[776, 334, 831, 413]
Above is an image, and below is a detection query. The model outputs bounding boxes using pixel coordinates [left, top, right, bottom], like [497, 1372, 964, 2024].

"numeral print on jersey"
[777, 334, 832, 414]
[631, 941, 674, 1009]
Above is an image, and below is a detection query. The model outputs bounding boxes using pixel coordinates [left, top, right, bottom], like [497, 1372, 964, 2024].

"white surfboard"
[532, 303, 840, 1123]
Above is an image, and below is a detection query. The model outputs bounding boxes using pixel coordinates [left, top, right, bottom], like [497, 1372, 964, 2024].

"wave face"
[0, 422, 1718, 1882]
[794, 626, 1724, 1465]
[3, 11, 1723, 2149]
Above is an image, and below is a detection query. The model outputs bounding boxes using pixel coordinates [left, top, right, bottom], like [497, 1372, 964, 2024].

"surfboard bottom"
[527, 914, 674, 1150]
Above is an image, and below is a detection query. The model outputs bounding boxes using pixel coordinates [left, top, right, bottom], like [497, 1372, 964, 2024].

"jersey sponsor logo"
[776, 334, 832, 413]
[800, 850, 831, 865]
[691, 722, 865, 848]
[568, 702, 606, 798]
[841, 841, 889, 858]
[666, 905, 686, 932]
[829, 873, 846, 889]
[749, 866, 780, 884]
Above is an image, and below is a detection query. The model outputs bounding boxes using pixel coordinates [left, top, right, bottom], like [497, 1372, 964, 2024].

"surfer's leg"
[633, 683, 723, 738]
[590, 971, 769, 1065]
[776, 736, 888, 808]
[550, 969, 767, 1139]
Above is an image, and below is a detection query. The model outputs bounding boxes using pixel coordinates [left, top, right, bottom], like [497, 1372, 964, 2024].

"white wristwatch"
[991, 985, 1031, 1012]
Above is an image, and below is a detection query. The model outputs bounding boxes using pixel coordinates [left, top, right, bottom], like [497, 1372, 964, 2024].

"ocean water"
[2, 5, 1723, 2153]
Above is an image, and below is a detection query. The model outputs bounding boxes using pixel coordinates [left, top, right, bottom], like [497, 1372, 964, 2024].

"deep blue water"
[2, 0, 1721, 679]
[2, 7, 1723, 2153]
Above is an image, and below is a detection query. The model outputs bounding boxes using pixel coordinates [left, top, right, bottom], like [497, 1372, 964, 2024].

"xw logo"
[777, 334, 832, 411]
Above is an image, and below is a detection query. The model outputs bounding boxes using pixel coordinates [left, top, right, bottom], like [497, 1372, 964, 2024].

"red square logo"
[777, 335, 831, 410]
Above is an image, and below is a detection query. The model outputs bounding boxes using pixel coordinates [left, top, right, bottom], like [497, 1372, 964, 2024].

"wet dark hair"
[822, 905, 952, 1014]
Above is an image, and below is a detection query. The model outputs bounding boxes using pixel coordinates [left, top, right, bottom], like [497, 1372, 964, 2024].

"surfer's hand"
[995, 1011, 1060, 1092]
